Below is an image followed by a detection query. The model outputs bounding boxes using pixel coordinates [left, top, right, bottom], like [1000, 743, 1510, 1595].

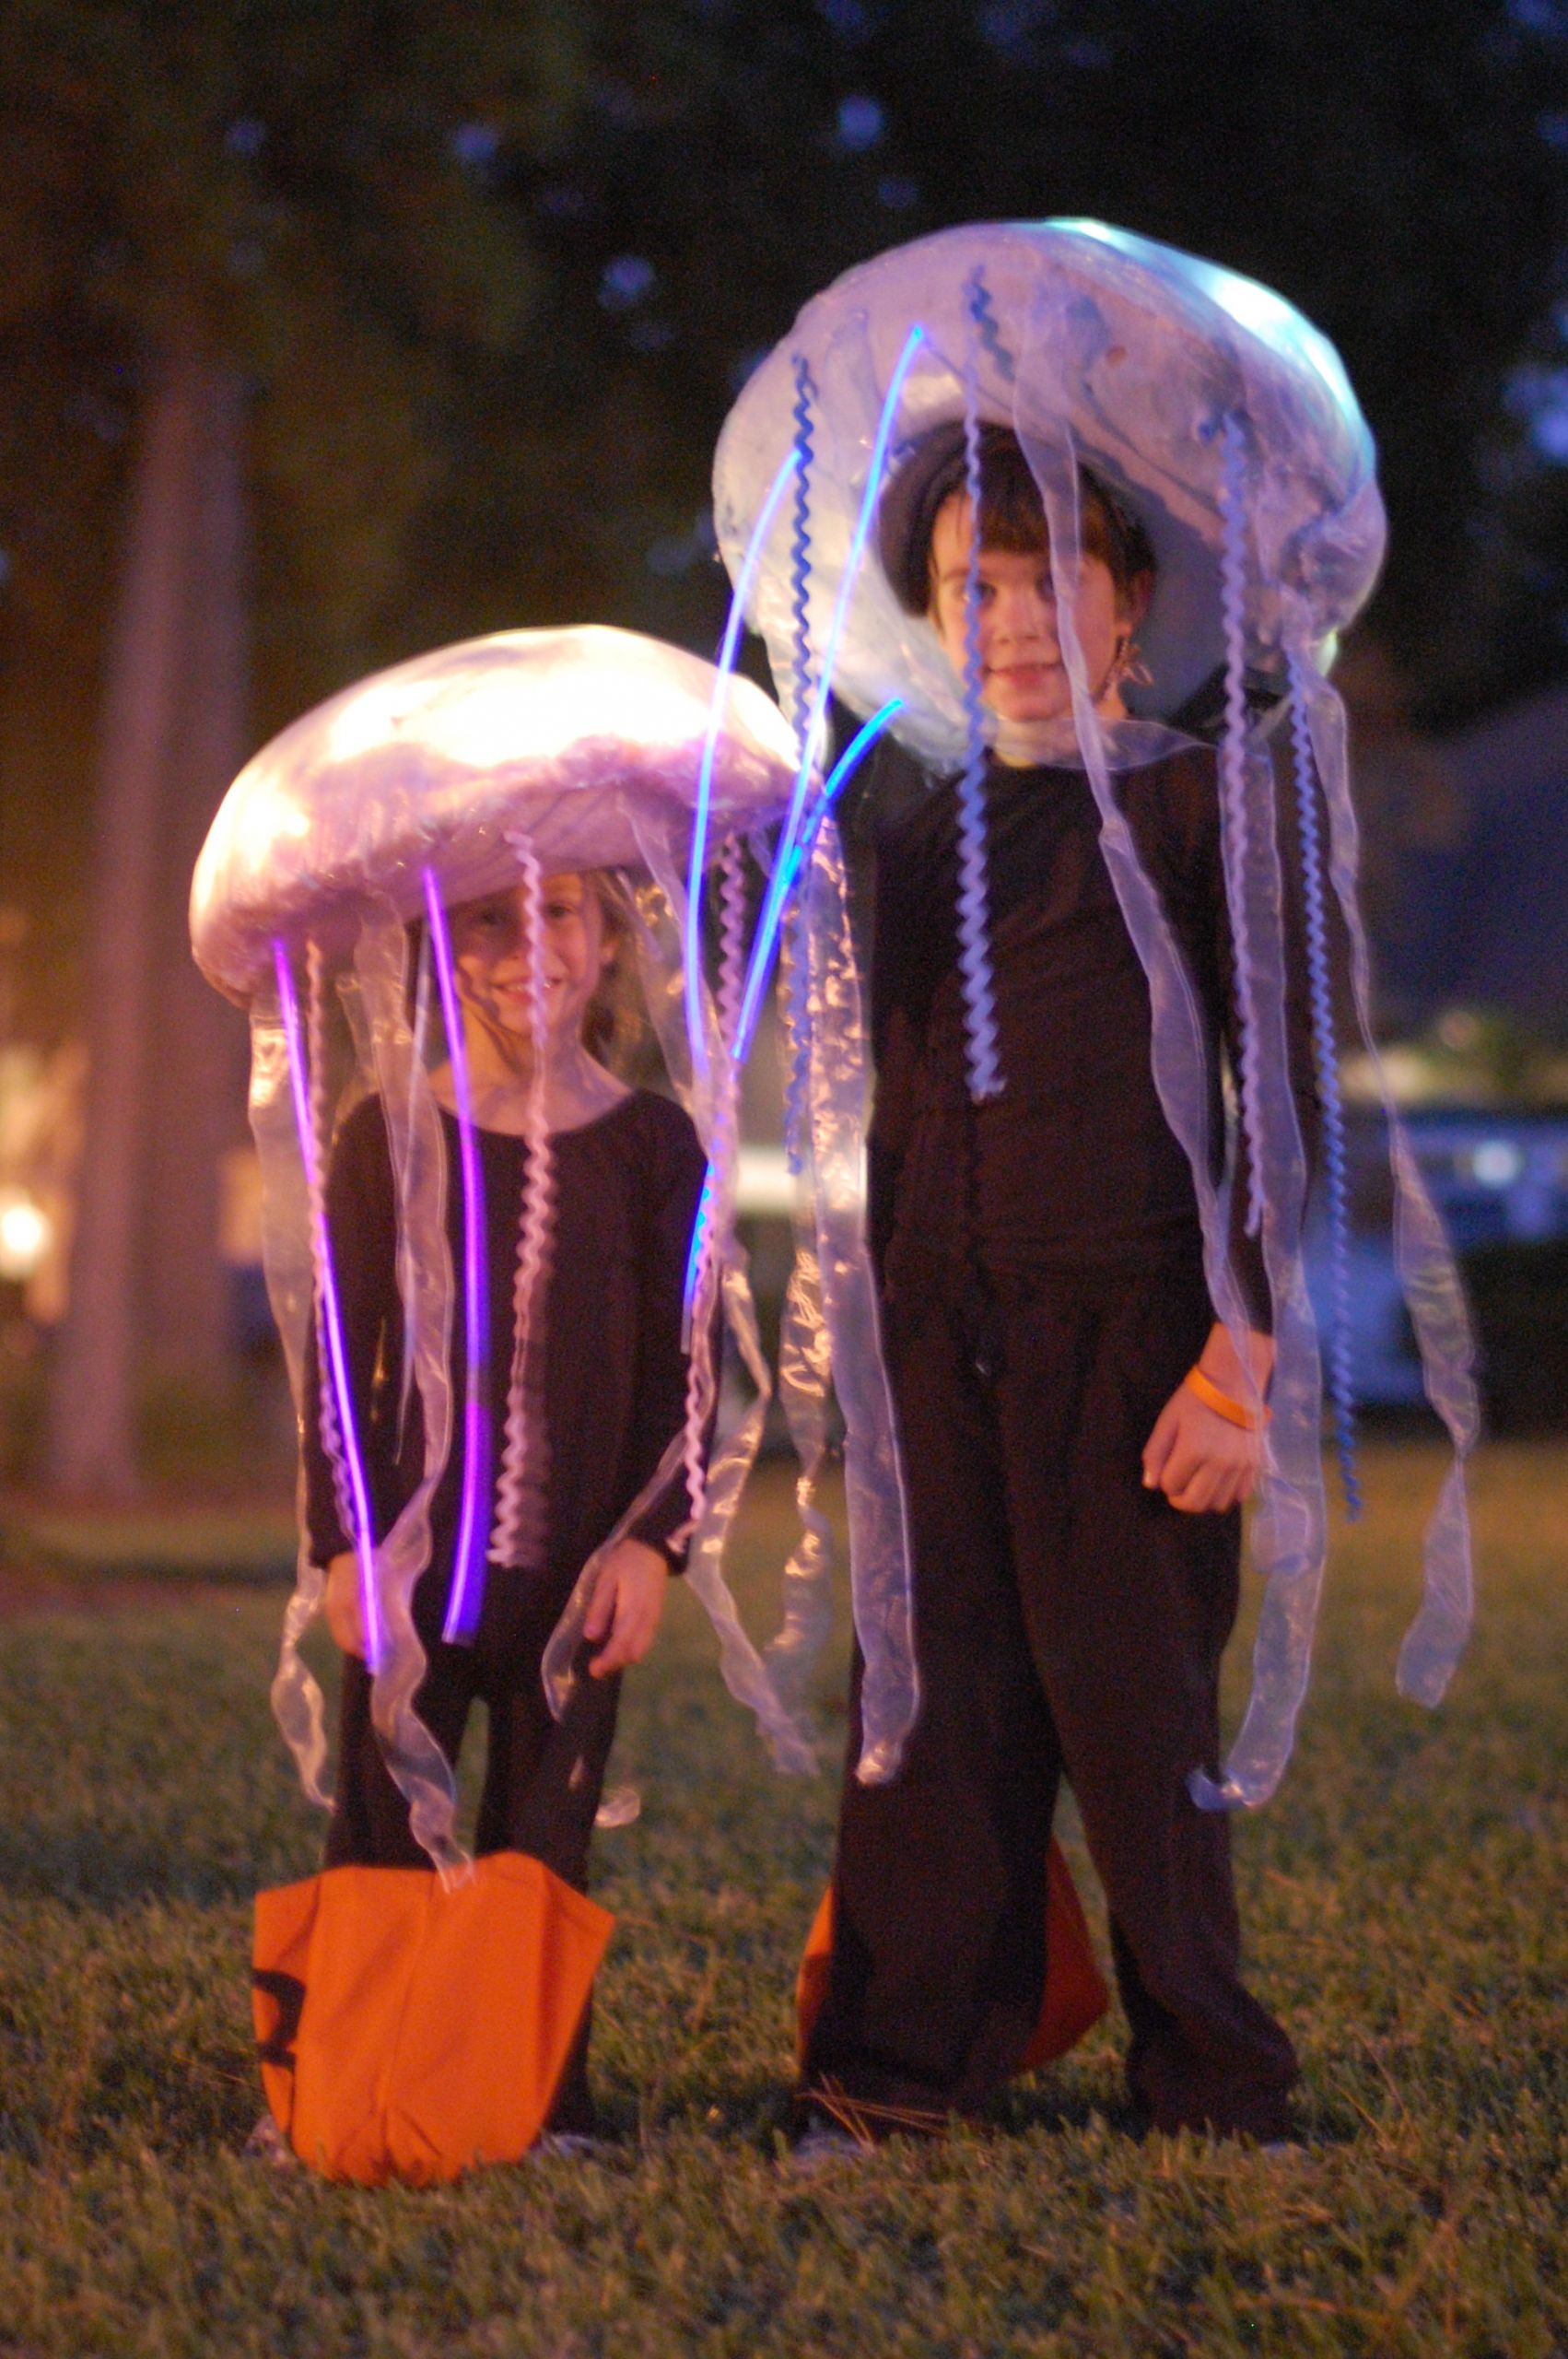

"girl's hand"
[1141, 1322, 1273, 1516]
[583, 1538, 669, 1678]
[323, 1550, 366, 1657]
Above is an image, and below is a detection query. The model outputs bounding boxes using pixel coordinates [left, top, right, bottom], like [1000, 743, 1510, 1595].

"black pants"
[326, 1569, 620, 2136]
[802, 1256, 1298, 2142]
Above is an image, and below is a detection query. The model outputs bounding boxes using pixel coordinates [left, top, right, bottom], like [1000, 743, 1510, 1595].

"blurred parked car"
[1305, 1106, 1568, 1428]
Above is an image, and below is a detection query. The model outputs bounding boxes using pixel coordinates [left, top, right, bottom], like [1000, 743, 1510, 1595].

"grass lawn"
[0, 1440, 1563, 2356]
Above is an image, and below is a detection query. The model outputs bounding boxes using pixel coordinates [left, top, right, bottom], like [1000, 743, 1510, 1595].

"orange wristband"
[1183, 1365, 1271, 1431]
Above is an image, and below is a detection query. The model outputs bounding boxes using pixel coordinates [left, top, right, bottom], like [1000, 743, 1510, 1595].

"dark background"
[4, 0, 1568, 1493]
[5, 0, 1568, 1038]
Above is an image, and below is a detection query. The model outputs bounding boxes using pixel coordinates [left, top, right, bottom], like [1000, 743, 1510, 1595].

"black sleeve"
[300, 1096, 403, 1567]
[858, 742, 947, 1288]
[866, 835, 920, 1289]
[625, 1106, 711, 1571]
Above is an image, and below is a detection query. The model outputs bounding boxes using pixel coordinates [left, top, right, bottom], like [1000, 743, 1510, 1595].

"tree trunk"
[45, 336, 249, 1496]
[139, 364, 250, 1380]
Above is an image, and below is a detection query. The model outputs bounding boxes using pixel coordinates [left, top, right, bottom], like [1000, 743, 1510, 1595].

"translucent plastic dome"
[193, 625, 801, 1001]
[715, 218, 1385, 769]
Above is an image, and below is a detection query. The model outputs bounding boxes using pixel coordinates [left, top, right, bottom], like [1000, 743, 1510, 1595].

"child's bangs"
[978, 444, 1146, 591]
[976, 439, 1050, 556]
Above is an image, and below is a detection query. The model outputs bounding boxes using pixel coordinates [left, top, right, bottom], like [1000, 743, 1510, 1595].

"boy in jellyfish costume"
[191, 626, 813, 2158]
[708, 222, 1477, 2146]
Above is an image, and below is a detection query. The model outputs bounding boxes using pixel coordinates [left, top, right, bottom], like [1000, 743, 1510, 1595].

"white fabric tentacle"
[305, 940, 354, 1543]
[489, 837, 556, 1567]
[249, 995, 332, 1810]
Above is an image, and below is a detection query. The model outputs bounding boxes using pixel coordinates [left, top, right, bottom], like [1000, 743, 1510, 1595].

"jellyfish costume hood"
[192, 625, 812, 1871]
[709, 220, 1478, 1809]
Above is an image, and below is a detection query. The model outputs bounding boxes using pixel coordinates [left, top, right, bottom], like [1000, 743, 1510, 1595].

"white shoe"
[244, 2113, 298, 2170]
[531, 2131, 607, 2162]
[783, 2121, 872, 2174]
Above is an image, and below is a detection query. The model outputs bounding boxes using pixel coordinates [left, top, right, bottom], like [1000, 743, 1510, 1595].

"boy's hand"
[323, 1550, 366, 1657]
[583, 1537, 669, 1678]
[1141, 1322, 1273, 1516]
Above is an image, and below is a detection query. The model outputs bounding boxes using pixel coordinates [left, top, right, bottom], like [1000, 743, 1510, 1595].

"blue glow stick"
[731, 697, 904, 1066]
[681, 1164, 714, 1351]
[683, 701, 905, 1332]
[732, 327, 926, 1064]
[684, 450, 801, 1100]
[274, 939, 383, 1674]
[422, 871, 492, 1645]
[788, 697, 902, 881]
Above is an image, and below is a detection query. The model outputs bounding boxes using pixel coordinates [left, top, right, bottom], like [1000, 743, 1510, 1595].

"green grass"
[0, 1503, 298, 1584]
[0, 1443, 1563, 2356]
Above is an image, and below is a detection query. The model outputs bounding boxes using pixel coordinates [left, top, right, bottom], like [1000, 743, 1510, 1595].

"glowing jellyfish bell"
[193, 626, 810, 1871]
[714, 217, 1386, 775]
[709, 220, 1477, 1809]
[193, 626, 798, 999]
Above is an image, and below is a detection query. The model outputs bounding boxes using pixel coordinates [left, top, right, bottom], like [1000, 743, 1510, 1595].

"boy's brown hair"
[878, 422, 1155, 616]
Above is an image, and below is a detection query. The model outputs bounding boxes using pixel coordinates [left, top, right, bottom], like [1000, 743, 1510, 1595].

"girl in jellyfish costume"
[707, 222, 1478, 2150]
[191, 627, 806, 2177]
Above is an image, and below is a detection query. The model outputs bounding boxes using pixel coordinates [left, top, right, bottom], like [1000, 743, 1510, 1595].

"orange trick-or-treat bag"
[795, 1836, 1108, 2076]
[252, 1851, 614, 2184]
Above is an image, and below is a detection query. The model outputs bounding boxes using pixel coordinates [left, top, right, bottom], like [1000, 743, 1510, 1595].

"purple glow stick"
[422, 869, 492, 1647]
[273, 938, 383, 1673]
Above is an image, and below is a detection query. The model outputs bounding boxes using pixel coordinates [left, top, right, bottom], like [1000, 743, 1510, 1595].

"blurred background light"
[1472, 1139, 1527, 1187]
[835, 94, 884, 152]
[599, 254, 656, 311]
[0, 1189, 51, 1282]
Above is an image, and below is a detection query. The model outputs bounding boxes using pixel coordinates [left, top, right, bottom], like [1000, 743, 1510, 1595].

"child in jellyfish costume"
[191, 626, 807, 2175]
[708, 222, 1478, 2147]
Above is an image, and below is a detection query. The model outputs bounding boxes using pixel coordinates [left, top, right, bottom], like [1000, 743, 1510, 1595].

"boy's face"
[928, 493, 1125, 725]
[451, 873, 612, 1050]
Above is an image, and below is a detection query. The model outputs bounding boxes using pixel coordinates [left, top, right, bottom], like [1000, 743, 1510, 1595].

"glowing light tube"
[733, 326, 926, 1063]
[681, 1164, 715, 1351]
[422, 869, 492, 1646]
[685, 699, 905, 1338]
[782, 697, 903, 895]
[685, 448, 801, 1100]
[274, 938, 383, 1673]
[731, 696, 905, 1067]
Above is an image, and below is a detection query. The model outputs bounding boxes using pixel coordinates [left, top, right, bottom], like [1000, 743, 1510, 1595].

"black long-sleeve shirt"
[862, 745, 1322, 1328]
[303, 1089, 706, 1590]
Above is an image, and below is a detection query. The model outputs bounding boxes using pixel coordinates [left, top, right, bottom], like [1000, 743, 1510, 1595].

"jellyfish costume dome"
[708, 220, 1478, 1808]
[192, 625, 815, 1870]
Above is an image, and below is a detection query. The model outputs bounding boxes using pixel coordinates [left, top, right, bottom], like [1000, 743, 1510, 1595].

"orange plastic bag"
[795, 1836, 1107, 2076]
[252, 1850, 614, 2184]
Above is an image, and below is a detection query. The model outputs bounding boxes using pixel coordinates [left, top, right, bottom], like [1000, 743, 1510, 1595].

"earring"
[1112, 636, 1153, 690]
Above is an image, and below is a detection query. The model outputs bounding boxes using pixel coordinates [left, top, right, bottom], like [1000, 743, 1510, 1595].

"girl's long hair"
[579, 867, 645, 1069]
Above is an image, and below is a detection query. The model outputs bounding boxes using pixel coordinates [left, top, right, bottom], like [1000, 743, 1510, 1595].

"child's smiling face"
[451, 872, 612, 1050]
[928, 491, 1127, 725]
